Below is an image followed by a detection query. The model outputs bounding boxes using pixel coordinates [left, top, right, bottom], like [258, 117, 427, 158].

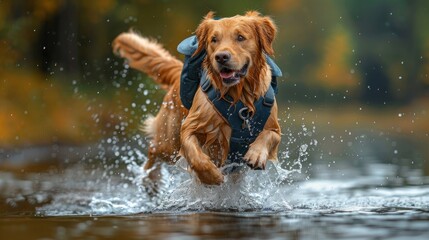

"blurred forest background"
[0, 0, 428, 164]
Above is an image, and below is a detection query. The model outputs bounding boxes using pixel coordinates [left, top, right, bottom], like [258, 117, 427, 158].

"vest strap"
[199, 72, 275, 172]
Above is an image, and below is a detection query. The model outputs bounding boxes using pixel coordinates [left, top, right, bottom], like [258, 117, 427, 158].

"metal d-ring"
[238, 107, 250, 121]
[239, 107, 252, 133]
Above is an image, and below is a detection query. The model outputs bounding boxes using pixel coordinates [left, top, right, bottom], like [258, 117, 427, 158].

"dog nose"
[215, 51, 231, 64]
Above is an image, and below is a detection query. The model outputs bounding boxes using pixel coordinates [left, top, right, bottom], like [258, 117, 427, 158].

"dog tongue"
[220, 71, 235, 79]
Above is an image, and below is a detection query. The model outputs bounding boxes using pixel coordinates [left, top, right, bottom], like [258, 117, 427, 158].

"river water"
[1, 124, 429, 239]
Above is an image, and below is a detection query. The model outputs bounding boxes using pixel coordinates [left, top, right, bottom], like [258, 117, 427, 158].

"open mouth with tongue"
[218, 63, 249, 87]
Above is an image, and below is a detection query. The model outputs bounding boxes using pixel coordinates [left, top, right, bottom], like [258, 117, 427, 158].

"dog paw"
[141, 162, 162, 197]
[194, 163, 224, 185]
[243, 148, 268, 170]
[142, 175, 160, 197]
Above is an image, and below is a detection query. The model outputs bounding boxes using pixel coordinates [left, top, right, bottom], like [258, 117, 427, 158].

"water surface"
[1, 138, 429, 239]
[1, 111, 429, 239]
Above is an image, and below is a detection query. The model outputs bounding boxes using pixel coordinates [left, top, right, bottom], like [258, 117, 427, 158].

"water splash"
[80, 152, 300, 215]
[154, 160, 293, 212]
[35, 123, 316, 216]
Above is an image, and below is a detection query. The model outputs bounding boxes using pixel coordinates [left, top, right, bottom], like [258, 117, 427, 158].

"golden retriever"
[113, 11, 281, 187]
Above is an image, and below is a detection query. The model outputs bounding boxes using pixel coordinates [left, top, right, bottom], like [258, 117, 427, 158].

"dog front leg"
[244, 129, 281, 170]
[181, 134, 224, 185]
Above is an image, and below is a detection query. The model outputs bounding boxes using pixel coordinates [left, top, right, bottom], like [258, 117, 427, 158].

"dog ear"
[254, 14, 277, 56]
[193, 11, 215, 57]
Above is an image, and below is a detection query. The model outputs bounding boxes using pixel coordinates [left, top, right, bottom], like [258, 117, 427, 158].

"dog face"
[195, 11, 277, 89]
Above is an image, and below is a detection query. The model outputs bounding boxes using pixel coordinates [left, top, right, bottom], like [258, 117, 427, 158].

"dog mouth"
[219, 63, 249, 87]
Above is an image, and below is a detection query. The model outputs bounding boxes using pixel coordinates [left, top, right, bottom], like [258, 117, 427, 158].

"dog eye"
[237, 35, 246, 42]
[211, 36, 217, 43]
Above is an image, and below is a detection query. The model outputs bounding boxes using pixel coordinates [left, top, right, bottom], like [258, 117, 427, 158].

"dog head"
[194, 11, 277, 91]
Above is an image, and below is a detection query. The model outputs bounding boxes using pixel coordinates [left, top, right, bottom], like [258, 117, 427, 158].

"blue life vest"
[177, 36, 282, 171]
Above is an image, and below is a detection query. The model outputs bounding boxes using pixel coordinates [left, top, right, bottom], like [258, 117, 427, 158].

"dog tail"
[113, 31, 183, 89]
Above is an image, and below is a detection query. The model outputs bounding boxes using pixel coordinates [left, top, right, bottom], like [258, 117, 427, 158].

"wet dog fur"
[113, 11, 281, 189]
